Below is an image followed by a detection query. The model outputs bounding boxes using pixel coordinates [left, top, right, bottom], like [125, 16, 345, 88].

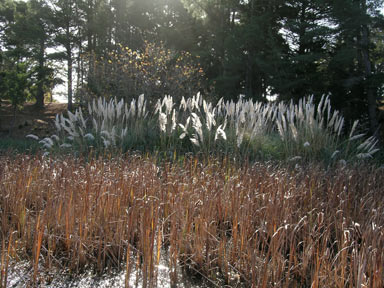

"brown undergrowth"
[0, 154, 383, 287]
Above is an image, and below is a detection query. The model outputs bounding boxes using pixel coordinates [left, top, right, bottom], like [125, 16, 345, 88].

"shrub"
[83, 41, 206, 105]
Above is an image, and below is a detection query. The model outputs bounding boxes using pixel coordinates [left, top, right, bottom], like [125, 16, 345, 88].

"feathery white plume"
[215, 125, 227, 141]
[159, 113, 167, 133]
[60, 143, 72, 148]
[84, 133, 95, 141]
[26, 134, 39, 140]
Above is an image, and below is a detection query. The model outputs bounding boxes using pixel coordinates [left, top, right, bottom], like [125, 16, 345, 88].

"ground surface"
[0, 101, 67, 139]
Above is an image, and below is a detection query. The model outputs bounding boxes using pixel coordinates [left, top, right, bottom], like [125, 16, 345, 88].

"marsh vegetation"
[1, 154, 383, 287]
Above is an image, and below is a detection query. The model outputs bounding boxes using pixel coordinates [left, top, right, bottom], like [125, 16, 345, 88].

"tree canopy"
[0, 0, 383, 134]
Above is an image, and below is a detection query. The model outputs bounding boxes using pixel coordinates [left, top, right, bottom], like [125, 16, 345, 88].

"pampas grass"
[32, 94, 379, 163]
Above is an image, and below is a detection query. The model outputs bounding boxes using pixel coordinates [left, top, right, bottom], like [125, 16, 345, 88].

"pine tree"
[329, 0, 383, 134]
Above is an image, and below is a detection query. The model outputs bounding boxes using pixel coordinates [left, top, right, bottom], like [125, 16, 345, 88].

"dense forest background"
[1, 0, 383, 135]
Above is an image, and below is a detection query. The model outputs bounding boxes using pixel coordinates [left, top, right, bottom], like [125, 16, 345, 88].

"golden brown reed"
[0, 155, 383, 287]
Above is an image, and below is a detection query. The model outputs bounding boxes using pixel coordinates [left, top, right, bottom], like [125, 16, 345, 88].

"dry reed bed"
[0, 155, 383, 287]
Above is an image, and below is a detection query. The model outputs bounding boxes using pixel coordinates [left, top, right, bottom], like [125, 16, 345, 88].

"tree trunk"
[298, 1, 308, 55]
[9, 103, 17, 137]
[35, 39, 45, 109]
[66, 22, 73, 111]
[87, 0, 95, 92]
[67, 48, 73, 111]
[360, 2, 379, 136]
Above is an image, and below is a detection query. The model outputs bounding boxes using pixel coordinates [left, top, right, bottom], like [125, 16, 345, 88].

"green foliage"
[0, 0, 58, 108]
[0, 62, 30, 109]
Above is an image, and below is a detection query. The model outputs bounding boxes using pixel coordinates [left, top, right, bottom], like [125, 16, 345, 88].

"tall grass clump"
[274, 95, 380, 162]
[29, 93, 379, 163]
[1, 155, 383, 287]
[29, 94, 155, 155]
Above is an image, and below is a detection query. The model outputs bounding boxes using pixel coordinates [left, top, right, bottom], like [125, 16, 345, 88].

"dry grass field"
[1, 154, 383, 287]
